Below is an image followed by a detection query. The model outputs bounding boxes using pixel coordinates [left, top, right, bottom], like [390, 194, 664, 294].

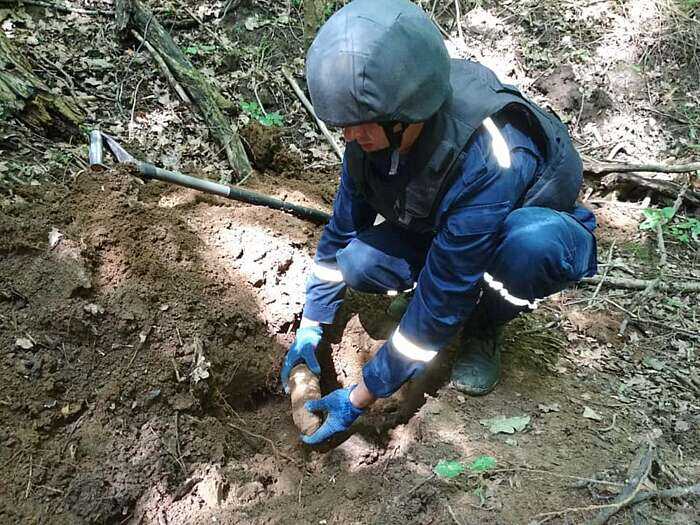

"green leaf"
[640, 209, 662, 230]
[661, 206, 676, 220]
[433, 459, 464, 479]
[259, 111, 283, 127]
[240, 101, 259, 114]
[467, 455, 497, 473]
[479, 415, 531, 434]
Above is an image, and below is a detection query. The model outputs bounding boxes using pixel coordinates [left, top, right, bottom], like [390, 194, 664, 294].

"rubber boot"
[451, 320, 504, 396]
[386, 292, 413, 321]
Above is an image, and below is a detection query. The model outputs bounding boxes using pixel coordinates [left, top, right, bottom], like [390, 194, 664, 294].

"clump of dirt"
[241, 121, 284, 170]
[533, 65, 582, 114]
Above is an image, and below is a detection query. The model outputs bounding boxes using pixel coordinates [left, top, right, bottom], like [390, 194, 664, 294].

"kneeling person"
[281, 0, 597, 445]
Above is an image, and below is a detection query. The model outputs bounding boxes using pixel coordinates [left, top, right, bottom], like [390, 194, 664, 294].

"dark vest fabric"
[345, 59, 583, 234]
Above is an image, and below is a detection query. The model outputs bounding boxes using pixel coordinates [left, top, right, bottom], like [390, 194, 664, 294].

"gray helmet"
[306, 0, 451, 128]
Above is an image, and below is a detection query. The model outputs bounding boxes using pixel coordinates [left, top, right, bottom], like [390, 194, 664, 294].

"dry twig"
[446, 503, 463, 525]
[227, 423, 297, 464]
[281, 66, 344, 161]
[130, 30, 191, 106]
[586, 443, 655, 525]
[580, 275, 700, 293]
[587, 240, 615, 308]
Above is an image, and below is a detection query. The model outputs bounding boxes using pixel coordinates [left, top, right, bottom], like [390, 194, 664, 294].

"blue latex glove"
[281, 325, 323, 393]
[301, 386, 364, 445]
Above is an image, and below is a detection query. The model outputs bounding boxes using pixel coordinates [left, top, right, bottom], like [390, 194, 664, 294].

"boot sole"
[449, 377, 500, 397]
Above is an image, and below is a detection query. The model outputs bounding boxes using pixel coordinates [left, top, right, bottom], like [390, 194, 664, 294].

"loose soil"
[1, 161, 697, 524]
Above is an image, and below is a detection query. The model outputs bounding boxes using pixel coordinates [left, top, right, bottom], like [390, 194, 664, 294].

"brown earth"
[1, 161, 697, 524]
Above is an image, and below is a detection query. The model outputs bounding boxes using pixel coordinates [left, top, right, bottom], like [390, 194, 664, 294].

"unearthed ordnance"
[88, 130, 106, 172]
[288, 364, 322, 435]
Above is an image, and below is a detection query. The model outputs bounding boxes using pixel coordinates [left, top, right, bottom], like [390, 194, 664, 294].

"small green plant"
[640, 207, 700, 244]
[183, 44, 218, 56]
[323, 1, 337, 19]
[240, 101, 283, 127]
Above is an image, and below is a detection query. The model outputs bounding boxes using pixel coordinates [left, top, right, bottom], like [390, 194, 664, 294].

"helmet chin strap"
[380, 122, 407, 176]
[380, 122, 408, 150]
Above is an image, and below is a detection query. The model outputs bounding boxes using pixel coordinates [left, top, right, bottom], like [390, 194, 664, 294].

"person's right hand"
[280, 325, 323, 393]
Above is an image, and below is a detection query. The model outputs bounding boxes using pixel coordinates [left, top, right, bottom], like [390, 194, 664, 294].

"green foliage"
[433, 455, 497, 480]
[323, 1, 337, 19]
[640, 207, 699, 244]
[240, 101, 283, 127]
[467, 455, 497, 473]
[678, 0, 700, 11]
[433, 460, 464, 479]
[184, 44, 218, 56]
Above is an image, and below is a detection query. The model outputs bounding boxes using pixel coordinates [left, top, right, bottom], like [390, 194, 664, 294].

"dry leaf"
[48, 227, 64, 249]
[582, 406, 603, 421]
[15, 337, 34, 350]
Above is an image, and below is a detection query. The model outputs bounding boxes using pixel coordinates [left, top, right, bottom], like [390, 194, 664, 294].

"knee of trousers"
[491, 208, 578, 296]
[336, 238, 413, 293]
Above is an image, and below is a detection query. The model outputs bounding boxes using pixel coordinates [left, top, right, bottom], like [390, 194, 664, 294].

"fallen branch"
[583, 159, 700, 175]
[587, 443, 654, 525]
[130, 30, 191, 106]
[580, 275, 700, 293]
[0, 0, 113, 15]
[125, 0, 252, 181]
[629, 482, 700, 505]
[114, 0, 130, 33]
[281, 66, 344, 161]
[534, 445, 656, 523]
[587, 240, 615, 308]
[599, 172, 700, 207]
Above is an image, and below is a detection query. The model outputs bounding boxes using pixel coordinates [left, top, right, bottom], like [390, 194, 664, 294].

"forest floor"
[1, 1, 699, 524]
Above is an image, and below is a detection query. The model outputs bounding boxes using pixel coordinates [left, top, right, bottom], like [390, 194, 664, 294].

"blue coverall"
[303, 114, 597, 398]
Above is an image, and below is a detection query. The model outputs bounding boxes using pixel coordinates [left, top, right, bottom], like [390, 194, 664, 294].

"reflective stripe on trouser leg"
[312, 262, 344, 283]
[483, 272, 539, 310]
[390, 328, 437, 362]
[386, 282, 418, 297]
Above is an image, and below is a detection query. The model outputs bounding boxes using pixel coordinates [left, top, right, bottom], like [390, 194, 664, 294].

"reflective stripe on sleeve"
[483, 117, 511, 169]
[483, 272, 538, 310]
[391, 328, 438, 362]
[312, 262, 344, 283]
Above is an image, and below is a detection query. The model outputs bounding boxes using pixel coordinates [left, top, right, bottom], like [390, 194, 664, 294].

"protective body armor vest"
[345, 59, 583, 234]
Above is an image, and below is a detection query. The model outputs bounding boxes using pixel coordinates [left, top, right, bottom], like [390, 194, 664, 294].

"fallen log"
[583, 159, 700, 175]
[599, 172, 700, 207]
[0, 29, 82, 135]
[122, 0, 252, 182]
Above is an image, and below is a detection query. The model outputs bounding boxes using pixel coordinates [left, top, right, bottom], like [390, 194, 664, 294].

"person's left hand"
[301, 386, 364, 445]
